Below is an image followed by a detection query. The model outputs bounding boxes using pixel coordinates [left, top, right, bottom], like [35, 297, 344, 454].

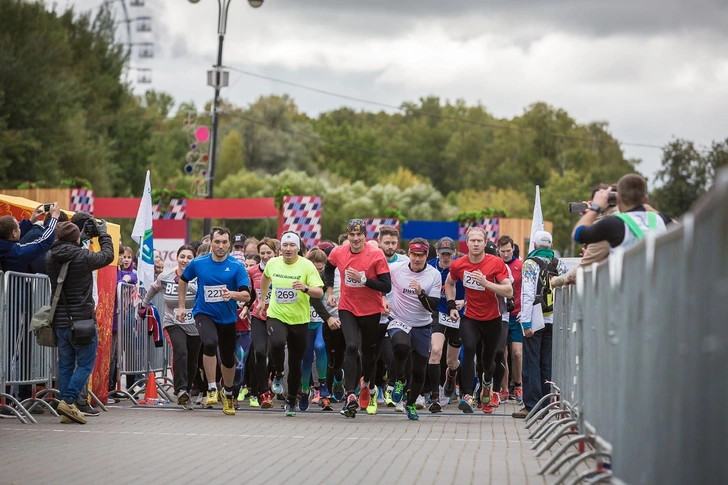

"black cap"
[485, 240, 498, 256]
[232, 233, 245, 245]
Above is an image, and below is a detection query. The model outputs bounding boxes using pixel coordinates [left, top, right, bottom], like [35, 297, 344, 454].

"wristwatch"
[361, 276, 368, 285]
[588, 204, 601, 214]
[303, 285, 310, 293]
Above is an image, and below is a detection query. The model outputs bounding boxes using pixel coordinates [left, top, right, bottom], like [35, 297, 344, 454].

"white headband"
[281, 232, 301, 249]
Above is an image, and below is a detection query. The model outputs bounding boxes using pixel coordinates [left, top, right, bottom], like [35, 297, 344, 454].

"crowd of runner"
[129, 219, 544, 421]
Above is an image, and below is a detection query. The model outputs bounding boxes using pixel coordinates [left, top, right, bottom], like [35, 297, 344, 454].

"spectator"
[47, 221, 114, 424]
[19, 209, 68, 275]
[0, 204, 61, 272]
[572, 174, 670, 251]
[153, 249, 164, 278]
[512, 231, 568, 419]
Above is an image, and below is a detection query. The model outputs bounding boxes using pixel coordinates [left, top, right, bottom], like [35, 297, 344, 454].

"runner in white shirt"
[384, 238, 441, 420]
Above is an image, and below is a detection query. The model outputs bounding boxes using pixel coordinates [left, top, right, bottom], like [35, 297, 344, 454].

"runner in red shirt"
[324, 219, 392, 418]
[445, 227, 513, 413]
[247, 237, 279, 409]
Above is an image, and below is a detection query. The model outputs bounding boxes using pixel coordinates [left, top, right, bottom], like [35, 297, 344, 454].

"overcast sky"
[69, 0, 728, 186]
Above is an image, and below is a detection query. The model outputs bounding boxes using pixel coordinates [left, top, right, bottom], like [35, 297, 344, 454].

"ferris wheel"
[103, 0, 154, 86]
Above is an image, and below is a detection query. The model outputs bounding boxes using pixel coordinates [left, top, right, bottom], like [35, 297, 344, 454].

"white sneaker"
[439, 385, 448, 406]
[395, 400, 405, 413]
[415, 394, 426, 409]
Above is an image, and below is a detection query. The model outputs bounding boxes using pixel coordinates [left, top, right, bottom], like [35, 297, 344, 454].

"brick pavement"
[0, 399, 555, 485]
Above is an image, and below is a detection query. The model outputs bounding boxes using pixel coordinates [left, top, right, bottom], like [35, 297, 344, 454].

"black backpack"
[525, 256, 559, 315]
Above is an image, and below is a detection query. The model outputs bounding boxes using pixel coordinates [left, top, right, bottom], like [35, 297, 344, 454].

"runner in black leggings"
[445, 227, 513, 414]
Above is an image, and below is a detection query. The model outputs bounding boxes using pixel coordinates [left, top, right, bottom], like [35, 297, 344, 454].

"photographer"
[552, 185, 619, 287]
[47, 220, 114, 424]
[0, 203, 61, 272]
[571, 174, 670, 251]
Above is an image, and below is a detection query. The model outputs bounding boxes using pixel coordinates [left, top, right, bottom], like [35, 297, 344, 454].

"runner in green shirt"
[255, 231, 324, 416]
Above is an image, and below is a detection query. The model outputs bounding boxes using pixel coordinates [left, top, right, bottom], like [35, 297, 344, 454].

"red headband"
[409, 242, 429, 255]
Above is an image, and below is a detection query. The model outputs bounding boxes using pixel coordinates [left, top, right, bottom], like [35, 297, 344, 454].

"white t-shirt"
[380, 253, 410, 324]
[389, 261, 441, 328]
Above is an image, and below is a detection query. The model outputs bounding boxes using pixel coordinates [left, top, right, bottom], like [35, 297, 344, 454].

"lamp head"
[188, 0, 201, 3]
[248, 0, 263, 7]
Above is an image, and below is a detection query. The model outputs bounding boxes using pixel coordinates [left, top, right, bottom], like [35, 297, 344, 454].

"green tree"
[217, 130, 245, 180]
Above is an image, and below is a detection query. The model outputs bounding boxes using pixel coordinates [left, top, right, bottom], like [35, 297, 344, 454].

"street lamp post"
[190, 0, 263, 237]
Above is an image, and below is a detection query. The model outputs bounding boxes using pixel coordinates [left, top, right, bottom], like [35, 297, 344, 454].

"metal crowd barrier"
[529, 168, 727, 485]
[0, 271, 59, 423]
[112, 282, 172, 404]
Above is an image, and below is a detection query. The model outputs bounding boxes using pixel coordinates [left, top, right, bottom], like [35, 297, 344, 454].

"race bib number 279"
[463, 271, 485, 291]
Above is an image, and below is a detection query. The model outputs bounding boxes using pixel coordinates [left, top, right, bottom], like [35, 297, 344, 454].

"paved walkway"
[0, 398, 554, 485]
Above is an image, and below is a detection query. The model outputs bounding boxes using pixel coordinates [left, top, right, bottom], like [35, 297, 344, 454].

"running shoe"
[299, 391, 310, 411]
[237, 388, 249, 401]
[499, 390, 509, 404]
[311, 389, 321, 405]
[206, 388, 219, 407]
[458, 394, 475, 414]
[392, 380, 405, 403]
[332, 374, 345, 403]
[57, 401, 86, 425]
[260, 391, 274, 409]
[233, 398, 240, 410]
[385, 387, 395, 407]
[513, 386, 523, 403]
[473, 377, 481, 404]
[177, 390, 190, 409]
[406, 404, 419, 420]
[76, 402, 100, 417]
[359, 379, 371, 410]
[439, 386, 448, 406]
[220, 392, 236, 415]
[395, 400, 405, 413]
[319, 383, 330, 399]
[444, 368, 458, 397]
[249, 396, 260, 408]
[428, 400, 442, 414]
[366, 386, 378, 415]
[271, 375, 284, 395]
[340, 394, 358, 418]
[285, 402, 296, 417]
[321, 397, 333, 411]
[483, 390, 499, 414]
[195, 393, 204, 406]
[415, 394, 426, 410]
[480, 378, 493, 406]
[376, 387, 385, 405]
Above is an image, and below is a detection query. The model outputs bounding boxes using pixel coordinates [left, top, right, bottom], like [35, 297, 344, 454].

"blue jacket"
[0, 218, 58, 273]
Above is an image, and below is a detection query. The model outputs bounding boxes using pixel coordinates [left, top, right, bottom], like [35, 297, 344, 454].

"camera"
[82, 219, 107, 239]
[568, 202, 588, 213]
[42, 203, 53, 212]
[607, 191, 617, 207]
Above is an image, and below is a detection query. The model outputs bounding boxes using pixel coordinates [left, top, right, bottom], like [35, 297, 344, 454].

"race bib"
[174, 308, 194, 325]
[310, 306, 323, 323]
[438, 312, 459, 329]
[463, 271, 485, 291]
[344, 271, 367, 287]
[204, 285, 226, 303]
[387, 318, 411, 334]
[255, 288, 272, 304]
[275, 287, 298, 304]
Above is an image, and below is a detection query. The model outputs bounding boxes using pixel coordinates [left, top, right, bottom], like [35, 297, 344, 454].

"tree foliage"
[2, 1, 724, 250]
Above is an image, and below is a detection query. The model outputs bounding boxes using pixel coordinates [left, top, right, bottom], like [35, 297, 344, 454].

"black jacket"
[46, 234, 115, 328]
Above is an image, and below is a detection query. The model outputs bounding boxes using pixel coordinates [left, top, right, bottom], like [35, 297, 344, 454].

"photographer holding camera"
[572, 174, 671, 251]
[46, 219, 114, 424]
[0, 203, 61, 272]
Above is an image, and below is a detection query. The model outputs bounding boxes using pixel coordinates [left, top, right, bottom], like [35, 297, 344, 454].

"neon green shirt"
[264, 256, 324, 325]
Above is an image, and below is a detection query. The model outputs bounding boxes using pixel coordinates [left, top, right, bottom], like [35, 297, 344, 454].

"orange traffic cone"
[138, 372, 159, 405]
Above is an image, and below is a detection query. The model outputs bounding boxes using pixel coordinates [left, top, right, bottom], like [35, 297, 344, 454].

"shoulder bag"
[60, 287, 96, 346]
[30, 262, 70, 347]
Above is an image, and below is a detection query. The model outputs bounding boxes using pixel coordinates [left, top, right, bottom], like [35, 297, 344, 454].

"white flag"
[131, 171, 155, 291]
[528, 185, 544, 254]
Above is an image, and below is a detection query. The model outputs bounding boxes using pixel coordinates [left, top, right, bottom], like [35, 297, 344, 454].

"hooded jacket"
[45, 233, 115, 328]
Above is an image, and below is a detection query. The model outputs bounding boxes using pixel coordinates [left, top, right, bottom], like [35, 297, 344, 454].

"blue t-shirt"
[427, 257, 465, 316]
[182, 253, 250, 325]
